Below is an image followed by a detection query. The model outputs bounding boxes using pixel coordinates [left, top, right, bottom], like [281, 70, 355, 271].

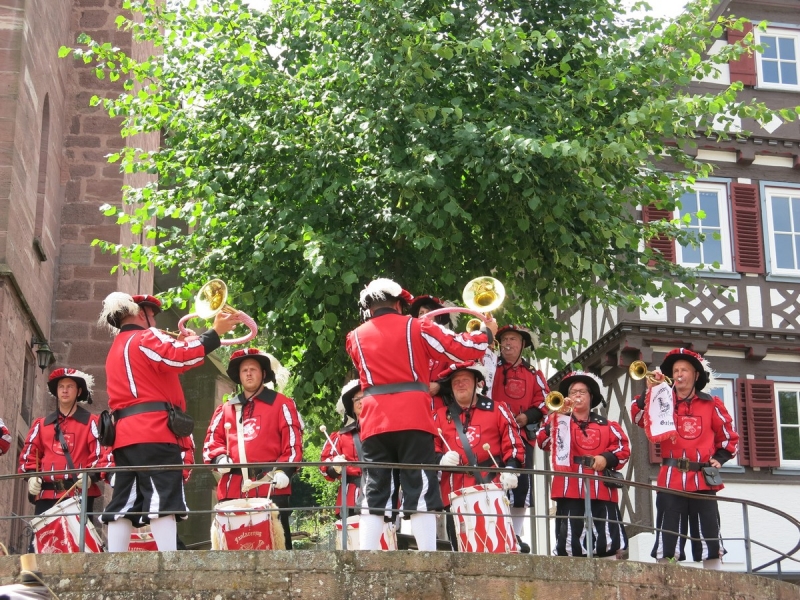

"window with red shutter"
[736, 378, 779, 468]
[730, 183, 765, 274]
[642, 205, 676, 264]
[728, 23, 757, 86]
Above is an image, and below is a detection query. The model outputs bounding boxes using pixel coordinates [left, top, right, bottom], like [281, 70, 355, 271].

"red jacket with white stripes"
[0, 418, 11, 455]
[106, 325, 213, 449]
[434, 395, 526, 506]
[203, 388, 303, 500]
[18, 406, 104, 501]
[346, 308, 492, 440]
[536, 413, 630, 502]
[632, 389, 739, 492]
[320, 425, 363, 516]
[491, 358, 549, 435]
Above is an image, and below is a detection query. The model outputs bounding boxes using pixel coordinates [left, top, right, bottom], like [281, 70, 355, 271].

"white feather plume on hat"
[97, 292, 140, 334]
[358, 278, 403, 309]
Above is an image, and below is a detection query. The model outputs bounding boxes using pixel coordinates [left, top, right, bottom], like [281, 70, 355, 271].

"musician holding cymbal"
[97, 292, 240, 552]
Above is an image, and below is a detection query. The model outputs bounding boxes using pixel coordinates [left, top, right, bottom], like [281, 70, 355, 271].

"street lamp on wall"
[30, 338, 54, 373]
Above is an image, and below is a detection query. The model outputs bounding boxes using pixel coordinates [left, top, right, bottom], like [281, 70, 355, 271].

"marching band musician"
[19, 368, 104, 519]
[631, 348, 739, 569]
[97, 292, 240, 552]
[409, 294, 455, 407]
[203, 348, 303, 550]
[491, 324, 549, 553]
[0, 418, 12, 456]
[433, 361, 525, 551]
[320, 380, 364, 517]
[346, 278, 497, 551]
[536, 371, 629, 559]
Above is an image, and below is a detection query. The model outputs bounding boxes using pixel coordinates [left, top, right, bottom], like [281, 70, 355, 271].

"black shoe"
[516, 535, 530, 554]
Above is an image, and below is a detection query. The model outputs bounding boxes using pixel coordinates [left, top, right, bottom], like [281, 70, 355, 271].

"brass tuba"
[423, 276, 505, 330]
[629, 360, 672, 386]
[545, 391, 573, 415]
[177, 279, 259, 346]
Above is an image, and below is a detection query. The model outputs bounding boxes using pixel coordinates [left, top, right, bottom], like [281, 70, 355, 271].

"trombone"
[545, 391, 573, 415]
[422, 276, 505, 331]
[178, 279, 259, 346]
[629, 360, 672, 386]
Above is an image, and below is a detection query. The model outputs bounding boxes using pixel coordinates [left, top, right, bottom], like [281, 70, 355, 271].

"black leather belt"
[573, 456, 596, 468]
[662, 458, 706, 472]
[41, 481, 70, 492]
[114, 401, 173, 420]
[362, 382, 429, 397]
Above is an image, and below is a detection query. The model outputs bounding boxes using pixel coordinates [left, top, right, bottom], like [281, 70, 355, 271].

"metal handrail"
[4, 461, 799, 577]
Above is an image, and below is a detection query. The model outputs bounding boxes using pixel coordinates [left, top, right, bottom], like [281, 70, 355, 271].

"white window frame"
[764, 186, 800, 276]
[756, 27, 800, 91]
[675, 182, 733, 272]
[775, 382, 800, 468]
[708, 378, 738, 466]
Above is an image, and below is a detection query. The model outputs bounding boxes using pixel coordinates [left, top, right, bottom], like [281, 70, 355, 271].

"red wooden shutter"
[642, 205, 676, 264]
[737, 378, 779, 468]
[730, 183, 765, 274]
[728, 23, 757, 86]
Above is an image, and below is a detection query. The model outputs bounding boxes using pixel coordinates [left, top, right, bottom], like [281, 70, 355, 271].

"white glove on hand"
[75, 473, 86, 490]
[271, 470, 290, 490]
[28, 477, 43, 496]
[216, 455, 233, 475]
[241, 478, 256, 493]
[109, 473, 116, 488]
[439, 451, 460, 467]
[332, 454, 348, 474]
[500, 471, 518, 490]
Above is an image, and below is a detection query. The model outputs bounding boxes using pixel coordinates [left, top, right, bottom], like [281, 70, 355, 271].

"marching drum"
[128, 528, 159, 552]
[30, 497, 103, 554]
[210, 498, 285, 551]
[334, 515, 397, 551]
[449, 483, 518, 553]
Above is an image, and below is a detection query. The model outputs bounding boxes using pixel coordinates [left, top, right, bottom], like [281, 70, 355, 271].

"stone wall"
[0, 552, 798, 599]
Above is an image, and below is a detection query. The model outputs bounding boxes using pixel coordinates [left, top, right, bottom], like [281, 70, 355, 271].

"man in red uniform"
[19, 368, 103, 519]
[203, 348, 303, 549]
[631, 348, 739, 569]
[433, 361, 525, 550]
[0, 418, 12, 456]
[97, 291, 239, 552]
[491, 324, 548, 552]
[537, 371, 629, 558]
[346, 278, 497, 551]
[409, 294, 455, 406]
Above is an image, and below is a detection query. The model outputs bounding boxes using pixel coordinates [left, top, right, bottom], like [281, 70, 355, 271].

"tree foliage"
[63, 0, 795, 424]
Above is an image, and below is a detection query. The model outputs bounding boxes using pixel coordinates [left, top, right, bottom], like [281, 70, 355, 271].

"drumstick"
[438, 428, 453, 452]
[482, 443, 501, 469]
[319, 425, 341, 456]
[224, 423, 232, 456]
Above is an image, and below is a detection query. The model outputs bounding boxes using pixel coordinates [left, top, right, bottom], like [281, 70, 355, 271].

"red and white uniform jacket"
[203, 388, 303, 500]
[0, 418, 11, 455]
[537, 413, 630, 502]
[632, 389, 738, 492]
[106, 324, 218, 449]
[346, 308, 491, 441]
[492, 358, 549, 437]
[19, 406, 104, 501]
[434, 395, 525, 506]
[320, 424, 362, 516]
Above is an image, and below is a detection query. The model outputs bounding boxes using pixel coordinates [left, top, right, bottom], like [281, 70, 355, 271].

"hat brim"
[558, 374, 604, 409]
[47, 376, 91, 403]
[227, 355, 274, 385]
[497, 328, 533, 348]
[660, 354, 708, 391]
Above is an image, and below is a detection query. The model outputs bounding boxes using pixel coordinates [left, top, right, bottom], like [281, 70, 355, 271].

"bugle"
[628, 360, 672, 386]
[178, 279, 259, 346]
[545, 391, 573, 415]
[422, 276, 505, 329]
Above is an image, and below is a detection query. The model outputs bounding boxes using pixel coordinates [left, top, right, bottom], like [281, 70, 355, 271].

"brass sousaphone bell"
[177, 279, 259, 346]
[421, 276, 505, 332]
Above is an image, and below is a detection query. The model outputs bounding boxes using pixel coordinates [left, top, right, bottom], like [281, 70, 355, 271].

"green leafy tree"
[63, 0, 794, 425]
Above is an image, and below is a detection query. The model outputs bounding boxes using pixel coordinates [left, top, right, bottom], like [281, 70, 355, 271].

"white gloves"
[109, 473, 116, 488]
[216, 455, 233, 475]
[500, 471, 518, 490]
[241, 478, 257, 493]
[75, 473, 86, 490]
[271, 470, 290, 490]
[28, 477, 43, 496]
[439, 451, 460, 467]
[332, 454, 348, 474]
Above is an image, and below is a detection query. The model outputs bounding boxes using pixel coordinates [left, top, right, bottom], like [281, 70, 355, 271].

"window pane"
[780, 61, 798, 85]
[772, 196, 791, 232]
[793, 197, 800, 232]
[779, 391, 799, 424]
[699, 191, 720, 227]
[762, 36, 778, 59]
[779, 37, 796, 61]
[796, 234, 800, 271]
[780, 427, 800, 460]
[681, 244, 701, 265]
[679, 191, 698, 215]
[762, 60, 780, 83]
[775, 234, 795, 269]
[704, 238, 722, 265]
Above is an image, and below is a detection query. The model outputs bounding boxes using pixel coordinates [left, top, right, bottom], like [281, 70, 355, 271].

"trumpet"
[545, 391, 573, 415]
[177, 279, 259, 346]
[424, 276, 505, 329]
[629, 360, 672, 386]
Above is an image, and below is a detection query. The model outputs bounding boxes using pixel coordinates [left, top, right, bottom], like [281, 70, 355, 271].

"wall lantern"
[30, 338, 54, 373]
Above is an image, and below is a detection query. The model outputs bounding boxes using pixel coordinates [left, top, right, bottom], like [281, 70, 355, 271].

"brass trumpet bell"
[463, 276, 505, 314]
[545, 391, 573, 415]
[629, 360, 672, 386]
[195, 279, 236, 320]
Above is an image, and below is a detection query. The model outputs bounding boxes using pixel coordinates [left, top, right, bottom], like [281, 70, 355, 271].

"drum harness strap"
[234, 402, 251, 491]
[351, 431, 364, 505]
[447, 403, 492, 485]
[50, 417, 77, 493]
